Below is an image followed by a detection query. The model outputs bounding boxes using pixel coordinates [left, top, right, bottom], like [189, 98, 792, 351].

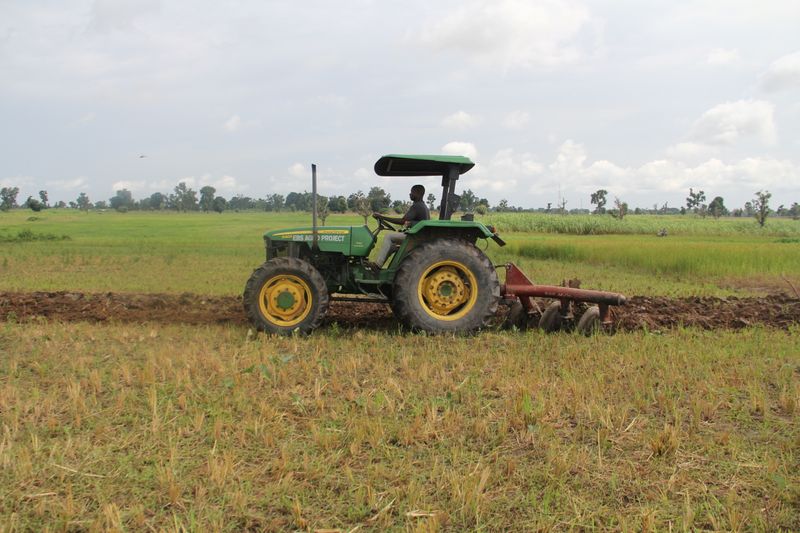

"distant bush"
[483, 213, 800, 237]
[0, 229, 71, 242]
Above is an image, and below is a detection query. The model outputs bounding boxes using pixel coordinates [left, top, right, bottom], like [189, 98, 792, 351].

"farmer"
[371, 184, 429, 267]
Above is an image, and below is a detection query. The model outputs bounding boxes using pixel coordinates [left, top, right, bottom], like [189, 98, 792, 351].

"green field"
[1, 210, 799, 296]
[1, 209, 799, 531]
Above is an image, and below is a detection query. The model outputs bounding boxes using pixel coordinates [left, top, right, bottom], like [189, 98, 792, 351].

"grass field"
[1, 210, 799, 297]
[1, 209, 799, 531]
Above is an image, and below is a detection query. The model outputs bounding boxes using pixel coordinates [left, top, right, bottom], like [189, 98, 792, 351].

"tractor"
[243, 154, 626, 335]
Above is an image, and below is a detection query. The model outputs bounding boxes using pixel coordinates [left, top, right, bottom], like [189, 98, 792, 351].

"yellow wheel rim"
[257, 274, 313, 327]
[417, 260, 478, 321]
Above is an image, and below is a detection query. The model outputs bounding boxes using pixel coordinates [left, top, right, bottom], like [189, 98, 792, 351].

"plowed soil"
[1, 291, 799, 332]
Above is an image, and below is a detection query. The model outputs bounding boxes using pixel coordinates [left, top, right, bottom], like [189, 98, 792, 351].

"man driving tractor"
[371, 184, 429, 268]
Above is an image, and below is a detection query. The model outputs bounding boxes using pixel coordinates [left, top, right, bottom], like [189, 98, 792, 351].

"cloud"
[759, 50, 800, 92]
[463, 148, 543, 192]
[288, 163, 307, 178]
[441, 141, 478, 161]
[441, 110, 478, 129]
[503, 110, 530, 129]
[537, 140, 800, 198]
[45, 177, 89, 190]
[1, 176, 35, 188]
[75, 112, 96, 124]
[706, 48, 740, 66]
[111, 180, 145, 191]
[415, 0, 597, 69]
[209, 175, 246, 192]
[223, 114, 241, 132]
[89, 0, 161, 32]
[685, 100, 776, 147]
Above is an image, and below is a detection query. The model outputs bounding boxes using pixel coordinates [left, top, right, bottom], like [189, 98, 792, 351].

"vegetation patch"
[0, 229, 70, 243]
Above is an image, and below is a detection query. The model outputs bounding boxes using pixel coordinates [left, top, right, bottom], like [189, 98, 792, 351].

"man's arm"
[373, 212, 405, 225]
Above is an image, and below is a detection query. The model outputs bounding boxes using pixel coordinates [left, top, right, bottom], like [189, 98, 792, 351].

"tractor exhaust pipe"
[311, 163, 318, 250]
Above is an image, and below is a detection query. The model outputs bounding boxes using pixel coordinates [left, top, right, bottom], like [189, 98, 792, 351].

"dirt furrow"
[1, 291, 798, 332]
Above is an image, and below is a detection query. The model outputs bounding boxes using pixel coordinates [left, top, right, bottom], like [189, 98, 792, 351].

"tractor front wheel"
[243, 257, 329, 335]
[392, 239, 499, 333]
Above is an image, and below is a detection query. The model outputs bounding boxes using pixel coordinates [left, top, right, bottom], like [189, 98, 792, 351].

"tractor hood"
[374, 154, 475, 177]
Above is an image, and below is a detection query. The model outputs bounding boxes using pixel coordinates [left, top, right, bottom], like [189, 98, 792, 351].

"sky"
[1, 0, 799, 210]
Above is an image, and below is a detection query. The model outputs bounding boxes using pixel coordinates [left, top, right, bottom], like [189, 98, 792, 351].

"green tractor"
[243, 154, 506, 334]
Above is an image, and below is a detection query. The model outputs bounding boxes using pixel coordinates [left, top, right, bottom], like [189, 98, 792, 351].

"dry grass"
[0, 321, 798, 531]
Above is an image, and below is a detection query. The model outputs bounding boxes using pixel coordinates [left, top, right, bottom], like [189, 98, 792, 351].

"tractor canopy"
[374, 154, 474, 177]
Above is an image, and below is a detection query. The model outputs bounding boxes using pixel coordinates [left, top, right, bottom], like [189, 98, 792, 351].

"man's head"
[410, 184, 425, 202]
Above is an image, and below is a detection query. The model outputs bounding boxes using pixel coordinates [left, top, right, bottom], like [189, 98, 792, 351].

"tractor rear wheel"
[392, 239, 499, 333]
[243, 257, 329, 335]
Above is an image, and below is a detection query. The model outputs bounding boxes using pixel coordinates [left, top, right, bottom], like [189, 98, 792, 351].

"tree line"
[2, 183, 798, 225]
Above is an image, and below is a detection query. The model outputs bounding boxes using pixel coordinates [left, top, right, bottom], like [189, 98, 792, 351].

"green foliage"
[1, 186, 19, 211]
[0, 229, 70, 242]
[753, 190, 771, 227]
[483, 213, 800, 236]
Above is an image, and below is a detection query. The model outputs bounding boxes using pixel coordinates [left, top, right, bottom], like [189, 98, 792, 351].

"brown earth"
[1, 291, 799, 332]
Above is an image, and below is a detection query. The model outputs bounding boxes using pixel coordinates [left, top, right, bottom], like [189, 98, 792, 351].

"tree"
[199, 186, 216, 212]
[355, 196, 371, 224]
[38, 190, 48, 208]
[707, 196, 727, 219]
[329, 195, 347, 213]
[367, 187, 391, 211]
[1, 187, 20, 211]
[789, 202, 800, 220]
[173, 182, 198, 212]
[25, 196, 44, 212]
[475, 204, 488, 215]
[76, 192, 91, 212]
[147, 192, 166, 210]
[426, 193, 436, 211]
[54, 201, 67, 209]
[392, 199, 410, 214]
[610, 197, 628, 220]
[752, 190, 771, 227]
[285, 191, 310, 211]
[347, 191, 365, 211]
[265, 193, 285, 212]
[213, 196, 227, 213]
[459, 189, 478, 211]
[686, 188, 706, 214]
[109, 189, 134, 211]
[558, 198, 567, 215]
[316, 196, 329, 225]
[590, 189, 608, 214]
[496, 199, 509, 212]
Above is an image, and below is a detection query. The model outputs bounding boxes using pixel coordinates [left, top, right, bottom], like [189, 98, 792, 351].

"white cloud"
[441, 141, 478, 161]
[210, 175, 246, 192]
[441, 110, 478, 129]
[686, 100, 776, 147]
[288, 163, 307, 178]
[354, 167, 371, 180]
[463, 148, 543, 192]
[75, 112, 96, 124]
[415, 0, 597, 69]
[759, 50, 800, 92]
[177, 177, 196, 188]
[503, 110, 530, 129]
[223, 114, 241, 132]
[665, 142, 713, 160]
[706, 48, 740, 66]
[89, 0, 161, 32]
[111, 180, 145, 192]
[45, 177, 89, 190]
[1, 176, 35, 188]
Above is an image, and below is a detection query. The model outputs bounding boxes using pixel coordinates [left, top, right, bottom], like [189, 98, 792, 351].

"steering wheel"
[372, 214, 399, 235]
